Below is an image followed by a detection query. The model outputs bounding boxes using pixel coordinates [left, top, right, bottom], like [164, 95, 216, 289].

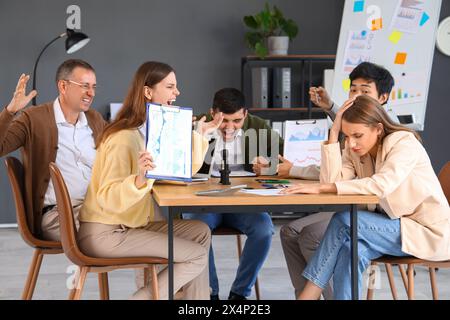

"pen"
[261, 184, 289, 189]
[256, 179, 290, 184]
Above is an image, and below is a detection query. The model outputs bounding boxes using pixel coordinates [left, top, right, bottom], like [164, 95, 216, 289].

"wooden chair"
[367, 162, 450, 300]
[49, 162, 168, 300]
[212, 226, 261, 300]
[4, 157, 64, 300]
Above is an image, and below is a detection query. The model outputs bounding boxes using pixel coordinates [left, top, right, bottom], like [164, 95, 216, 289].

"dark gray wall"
[0, 0, 449, 223]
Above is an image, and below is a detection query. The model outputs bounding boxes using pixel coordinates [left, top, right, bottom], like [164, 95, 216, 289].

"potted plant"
[243, 3, 298, 58]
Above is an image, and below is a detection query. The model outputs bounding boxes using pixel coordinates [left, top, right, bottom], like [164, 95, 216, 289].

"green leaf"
[281, 19, 298, 39]
[243, 16, 259, 29]
[273, 6, 284, 22]
[255, 42, 268, 58]
[260, 10, 271, 32]
[245, 32, 263, 48]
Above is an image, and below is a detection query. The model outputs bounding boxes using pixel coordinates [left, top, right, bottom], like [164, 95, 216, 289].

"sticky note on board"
[353, 0, 364, 12]
[420, 12, 429, 26]
[371, 18, 383, 31]
[389, 31, 403, 44]
[342, 79, 351, 91]
[395, 52, 407, 65]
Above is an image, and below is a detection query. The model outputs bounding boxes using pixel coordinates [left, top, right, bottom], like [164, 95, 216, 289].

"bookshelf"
[241, 55, 336, 122]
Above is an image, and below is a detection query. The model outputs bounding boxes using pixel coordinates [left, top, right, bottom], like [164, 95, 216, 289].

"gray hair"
[55, 59, 95, 84]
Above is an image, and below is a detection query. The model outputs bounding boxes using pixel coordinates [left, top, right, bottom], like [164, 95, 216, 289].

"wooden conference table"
[152, 177, 379, 300]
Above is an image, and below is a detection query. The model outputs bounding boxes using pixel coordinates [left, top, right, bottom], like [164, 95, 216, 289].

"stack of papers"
[239, 189, 285, 196]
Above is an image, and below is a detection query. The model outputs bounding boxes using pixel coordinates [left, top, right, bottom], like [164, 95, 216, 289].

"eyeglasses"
[64, 79, 97, 93]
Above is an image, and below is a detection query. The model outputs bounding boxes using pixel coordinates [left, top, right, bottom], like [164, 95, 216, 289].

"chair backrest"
[438, 162, 450, 205]
[48, 162, 88, 266]
[4, 157, 46, 248]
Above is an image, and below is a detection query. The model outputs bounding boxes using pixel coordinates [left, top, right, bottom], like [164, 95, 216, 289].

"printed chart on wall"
[332, 0, 442, 130]
[283, 119, 329, 167]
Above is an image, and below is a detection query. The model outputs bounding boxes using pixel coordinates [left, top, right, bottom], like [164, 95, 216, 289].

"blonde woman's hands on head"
[329, 96, 358, 143]
[6, 74, 37, 114]
[195, 112, 224, 137]
[309, 86, 332, 111]
[277, 155, 293, 178]
[135, 151, 156, 189]
[252, 156, 270, 176]
[280, 183, 337, 195]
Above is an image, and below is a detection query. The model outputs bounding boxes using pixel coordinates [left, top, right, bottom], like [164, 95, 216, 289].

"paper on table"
[239, 189, 285, 196]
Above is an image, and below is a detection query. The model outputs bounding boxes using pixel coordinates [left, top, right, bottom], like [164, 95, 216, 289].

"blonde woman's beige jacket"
[320, 131, 450, 261]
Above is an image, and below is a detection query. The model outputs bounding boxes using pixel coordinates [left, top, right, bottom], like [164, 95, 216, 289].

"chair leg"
[22, 249, 44, 300]
[366, 261, 377, 300]
[406, 264, 415, 300]
[143, 268, 150, 287]
[398, 264, 409, 295]
[254, 277, 261, 300]
[384, 263, 398, 300]
[68, 288, 76, 300]
[72, 267, 88, 300]
[236, 235, 243, 260]
[98, 273, 110, 300]
[429, 267, 438, 300]
[150, 266, 159, 300]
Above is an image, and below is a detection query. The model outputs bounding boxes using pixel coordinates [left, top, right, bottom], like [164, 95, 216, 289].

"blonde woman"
[283, 95, 450, 299]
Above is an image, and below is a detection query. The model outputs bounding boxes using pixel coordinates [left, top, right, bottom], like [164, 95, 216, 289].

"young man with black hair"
[184, 88, 283, 300]
[279, 62, 395, 299]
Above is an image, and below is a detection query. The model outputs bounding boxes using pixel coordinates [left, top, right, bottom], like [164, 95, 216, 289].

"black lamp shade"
[65, 29, 90, 54]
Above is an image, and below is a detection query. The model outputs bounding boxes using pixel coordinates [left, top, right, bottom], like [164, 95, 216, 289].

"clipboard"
[283, 119, 329, 167]
[145, 102, 193, 182]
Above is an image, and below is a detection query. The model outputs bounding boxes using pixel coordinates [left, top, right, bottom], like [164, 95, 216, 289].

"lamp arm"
[32, 32, 67, 106]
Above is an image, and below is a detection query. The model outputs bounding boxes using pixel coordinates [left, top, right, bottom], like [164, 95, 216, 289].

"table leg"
[168, 207, 174, 300]
[350, 204, 358, 300]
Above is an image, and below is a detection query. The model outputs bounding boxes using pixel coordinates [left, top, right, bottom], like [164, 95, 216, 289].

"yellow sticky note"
[389, 31, 403, 44]
[371, 18, 383, 31]
[395, 52, 407, 65]
[342, 79, 351, 91]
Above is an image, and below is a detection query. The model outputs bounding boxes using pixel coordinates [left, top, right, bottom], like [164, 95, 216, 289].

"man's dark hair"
[349, 62, 395, 105]
[55, 59, 95, 84]
[212, 88, 246, 114]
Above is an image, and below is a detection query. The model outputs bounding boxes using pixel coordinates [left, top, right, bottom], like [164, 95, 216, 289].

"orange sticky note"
[389, 31, 403, 44]
[371, 18, 383, 31]
[342, 79, 351, 91]
[395, 52, 407, 65]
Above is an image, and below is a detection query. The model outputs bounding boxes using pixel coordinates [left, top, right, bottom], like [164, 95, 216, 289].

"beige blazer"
[320, 131, 450, 261]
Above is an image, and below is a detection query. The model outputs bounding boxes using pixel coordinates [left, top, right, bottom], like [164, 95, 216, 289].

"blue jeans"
[303, 210, 409, 300]
[182, 212, 274, 297]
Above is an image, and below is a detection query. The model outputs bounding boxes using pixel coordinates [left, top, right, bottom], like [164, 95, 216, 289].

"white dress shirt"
[209, 129, 245, 173]
[43, 99, 96, 206]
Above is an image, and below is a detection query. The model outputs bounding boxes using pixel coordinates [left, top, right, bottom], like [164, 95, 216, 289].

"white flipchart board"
[332, 0, 442, 131]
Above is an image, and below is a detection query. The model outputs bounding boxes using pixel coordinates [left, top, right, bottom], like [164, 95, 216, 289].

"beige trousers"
[280, 212, 334, 300]
[77, 219, 211, 300]
[41, 204, 82, 241]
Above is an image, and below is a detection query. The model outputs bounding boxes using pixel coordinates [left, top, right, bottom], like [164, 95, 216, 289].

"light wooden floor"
[0, 220, 448, 300]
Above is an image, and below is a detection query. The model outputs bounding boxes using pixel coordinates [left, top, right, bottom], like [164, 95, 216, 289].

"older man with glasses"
[0, 59, 107, 241]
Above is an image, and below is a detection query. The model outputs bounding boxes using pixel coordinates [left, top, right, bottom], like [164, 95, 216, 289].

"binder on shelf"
[251, 67, 268, 108]
[272, 67, 291, 108]
[323, 69, 334, 96]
